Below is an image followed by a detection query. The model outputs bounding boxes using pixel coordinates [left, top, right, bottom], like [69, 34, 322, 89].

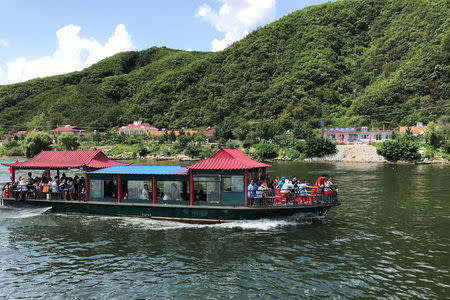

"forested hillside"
[0, 0, 448, 135]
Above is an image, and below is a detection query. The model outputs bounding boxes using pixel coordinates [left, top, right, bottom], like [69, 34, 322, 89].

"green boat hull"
[1, 198, 340, 223]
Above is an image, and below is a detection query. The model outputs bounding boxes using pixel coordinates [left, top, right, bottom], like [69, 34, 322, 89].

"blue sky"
[0, 0, 331, 84]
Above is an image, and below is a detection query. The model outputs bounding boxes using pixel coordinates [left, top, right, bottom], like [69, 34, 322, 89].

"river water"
[0, 158, 449, 299]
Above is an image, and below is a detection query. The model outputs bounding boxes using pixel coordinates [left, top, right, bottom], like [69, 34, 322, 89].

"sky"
[0, 0, 331, 84]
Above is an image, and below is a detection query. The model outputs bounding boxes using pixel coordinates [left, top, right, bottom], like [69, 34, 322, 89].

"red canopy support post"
[84, 173, 89, 202]
[244, 170, 248, 206]
[189, 170, 194, 206]
[254, 169, 259, 182]
[263, 168, 266, 181]
[11, 167, 15, 182]
[117, 174, 121, 203]
[152, 175, 156, 204]
[46, 168, 50, 181]
[56, 170, 60, 179]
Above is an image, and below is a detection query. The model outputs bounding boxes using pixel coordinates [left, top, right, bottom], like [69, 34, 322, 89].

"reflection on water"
[0, 159, 449, 298]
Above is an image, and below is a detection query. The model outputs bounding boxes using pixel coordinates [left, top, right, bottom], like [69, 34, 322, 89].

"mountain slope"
[0, 0, 448, 134]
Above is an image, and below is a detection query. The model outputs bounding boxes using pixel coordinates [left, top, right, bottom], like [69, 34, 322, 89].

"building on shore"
[51, 125, 86, 135]
[118, 121, 158, 135]
[325, 127, 392, 144]
[399, 123, 431, 137]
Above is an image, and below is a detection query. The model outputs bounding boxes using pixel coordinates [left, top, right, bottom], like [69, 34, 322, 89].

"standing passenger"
[140, 184, 150, 200]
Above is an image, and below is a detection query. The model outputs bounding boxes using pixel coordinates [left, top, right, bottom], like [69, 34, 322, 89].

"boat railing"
[248, 189, 339, 207]
[1, 184, 86, 201]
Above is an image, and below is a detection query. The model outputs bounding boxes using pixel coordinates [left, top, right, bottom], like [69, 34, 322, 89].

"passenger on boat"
[254, 181, 265, 206]
[278, 176, 285, 189]
[33, 178, 41, 192]
[273, 176, 280, 190]
[280, 179, 294, 204]
[2, 177, 14, 198]
[169, 183, 181, 200]
[310, 174, 327, 195]
[18, 177, 28, 192]
[248, 179, 256, 201]
[291, 176, 298, 186]
[297, 179, 315, 204]
[140, 184, 151, 200]
[27, 172, 33, 185]
[50, 176, 59, 193]
[324, 177, 338, 195]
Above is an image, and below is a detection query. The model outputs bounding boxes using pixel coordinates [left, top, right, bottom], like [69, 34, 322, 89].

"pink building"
[118, 121, 158, 135]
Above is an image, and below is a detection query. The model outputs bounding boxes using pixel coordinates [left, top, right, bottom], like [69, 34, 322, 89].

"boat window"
[194, 176, 220, 203]
[221, 175, 244, 192]
[127, 180, 152, 199]
[89, 180, 104, 199]
[157, 181, 185, 201]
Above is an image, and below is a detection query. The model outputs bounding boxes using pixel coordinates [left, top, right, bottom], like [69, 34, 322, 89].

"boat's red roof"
[186, 148, 271, 170]
[7, 150, 130, 170]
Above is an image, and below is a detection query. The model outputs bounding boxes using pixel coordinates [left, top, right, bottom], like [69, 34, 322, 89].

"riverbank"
[2, 144, 448, 164]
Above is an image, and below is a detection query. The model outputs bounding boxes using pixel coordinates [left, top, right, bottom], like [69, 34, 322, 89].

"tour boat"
[1, 149, 340, 223]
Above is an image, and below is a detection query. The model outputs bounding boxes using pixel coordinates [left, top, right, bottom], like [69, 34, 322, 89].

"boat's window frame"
[221, 175, 244, 192]
[193, 175, 221, 203]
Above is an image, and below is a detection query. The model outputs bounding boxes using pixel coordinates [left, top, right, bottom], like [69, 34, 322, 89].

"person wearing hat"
[278, 177, 286, 189]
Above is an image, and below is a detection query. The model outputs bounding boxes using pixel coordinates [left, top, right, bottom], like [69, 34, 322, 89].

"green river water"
[0, 158, 449, 299]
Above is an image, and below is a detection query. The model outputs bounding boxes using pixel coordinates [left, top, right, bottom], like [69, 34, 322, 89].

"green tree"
[57, 132, 80, 150]
[22, 132, 53, 158]
[377, 136, 421, 161]
[424, 122, 445, 149]
[304, 137, 336, 158]
[254, 141, 278, 159]
[214, 119, 234, 142]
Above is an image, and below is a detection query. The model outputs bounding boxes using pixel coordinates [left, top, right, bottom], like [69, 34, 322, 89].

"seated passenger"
[139, 184, 150, 200]
[324, 177, 338, 195]
[169, 183, 181, 200]
[18, 177, 28, 192]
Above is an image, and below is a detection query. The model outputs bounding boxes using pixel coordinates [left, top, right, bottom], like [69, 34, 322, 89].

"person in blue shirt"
[248, 179, 256, 205]
[278, 176, 285, 189]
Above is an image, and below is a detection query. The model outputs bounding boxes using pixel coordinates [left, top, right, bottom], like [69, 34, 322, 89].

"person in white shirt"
[140, 184, 150, 200]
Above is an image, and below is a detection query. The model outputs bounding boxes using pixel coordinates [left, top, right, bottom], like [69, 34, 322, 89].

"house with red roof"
[399, 123, 435, 137]
[118, 121, 158, 135]
[50, 125, 85, 135]
[9, 130, 35, 139]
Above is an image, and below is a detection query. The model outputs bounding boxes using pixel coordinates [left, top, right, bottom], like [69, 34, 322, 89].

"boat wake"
[115, 215, 315, 231]
[0, 206, 52, 219]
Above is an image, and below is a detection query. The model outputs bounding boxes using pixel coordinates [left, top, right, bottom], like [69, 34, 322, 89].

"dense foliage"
[22, 132, 53, 158]
[304, 137, 336, 158]
[254, 141, 279, 160]
[0, 0, 448, 135]
[56, 132, 80, 150]
[377, 134, 421, 161]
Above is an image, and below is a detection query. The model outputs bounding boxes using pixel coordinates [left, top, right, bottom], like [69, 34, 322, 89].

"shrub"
[138, 146, 149, 157]
[377, 138, 420, 161]
[443, 141, 450, 155]
[254, 141, 279, 159]
[57, 132, 79, 150]
[184, 142, 203, 158]
[22, 132, 53, 158]
[304, 137, 336, 158]
[424, 122, 445, 149]
[225, 140, 239, 148]
[283, 147, 300, 159]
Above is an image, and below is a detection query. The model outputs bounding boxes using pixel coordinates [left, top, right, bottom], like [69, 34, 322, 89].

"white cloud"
[0, 39, 9, 47]
[196, 0, 276, 51]
[2, 24, 134, 84]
